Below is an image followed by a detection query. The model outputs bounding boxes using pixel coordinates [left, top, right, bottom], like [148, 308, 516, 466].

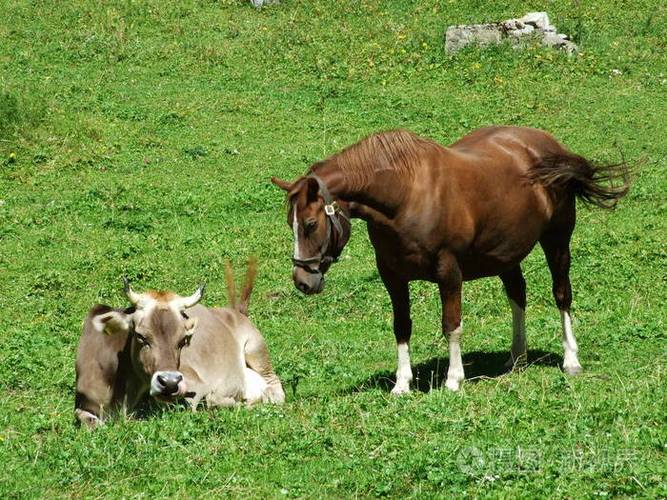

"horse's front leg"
[437, 258, 464, 391]
[377, 260, 413, 395]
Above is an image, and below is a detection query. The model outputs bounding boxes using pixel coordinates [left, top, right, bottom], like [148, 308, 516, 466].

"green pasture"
[0, 0, 665, 496]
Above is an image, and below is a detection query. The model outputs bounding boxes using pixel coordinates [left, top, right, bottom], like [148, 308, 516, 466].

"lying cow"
[75, 260, 285, 428]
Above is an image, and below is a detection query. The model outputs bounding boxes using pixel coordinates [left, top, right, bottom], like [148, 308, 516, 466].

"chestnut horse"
[271, 126, 628, 393]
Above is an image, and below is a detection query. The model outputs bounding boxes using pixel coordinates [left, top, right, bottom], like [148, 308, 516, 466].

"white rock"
[520, 12, 552, 31]
[250, 0, 277, 7]
[445, 11, 577, 54]
[445, 24, 503, 53]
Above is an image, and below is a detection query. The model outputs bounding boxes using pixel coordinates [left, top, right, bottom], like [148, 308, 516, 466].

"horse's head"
[272, 175, 351, 295]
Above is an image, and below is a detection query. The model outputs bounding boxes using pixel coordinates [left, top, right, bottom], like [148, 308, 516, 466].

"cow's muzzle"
[150, 371, 187, 398]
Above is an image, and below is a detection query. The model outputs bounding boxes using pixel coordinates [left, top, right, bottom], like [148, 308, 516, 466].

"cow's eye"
[135, 333, 150, 347]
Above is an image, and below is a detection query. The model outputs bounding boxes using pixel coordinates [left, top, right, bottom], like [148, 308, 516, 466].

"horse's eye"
[304, 219, 317, 233]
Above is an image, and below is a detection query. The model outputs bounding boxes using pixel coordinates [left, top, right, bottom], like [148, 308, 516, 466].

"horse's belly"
[459, 238, 539, 280]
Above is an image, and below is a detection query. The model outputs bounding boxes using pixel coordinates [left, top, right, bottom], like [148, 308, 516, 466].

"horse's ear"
[305, 177, 319, 202]
[271, 177, 292, 191]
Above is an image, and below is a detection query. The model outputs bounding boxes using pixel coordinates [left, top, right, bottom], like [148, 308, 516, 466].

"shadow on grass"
[345, 349, 563, 394]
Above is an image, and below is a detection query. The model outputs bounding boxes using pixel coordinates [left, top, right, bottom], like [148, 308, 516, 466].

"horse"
[271, 126, 629, 393]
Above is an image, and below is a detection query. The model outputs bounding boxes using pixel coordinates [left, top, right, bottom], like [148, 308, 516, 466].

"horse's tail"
[528, 152, 630, 209]
[224, 258, 257, 316]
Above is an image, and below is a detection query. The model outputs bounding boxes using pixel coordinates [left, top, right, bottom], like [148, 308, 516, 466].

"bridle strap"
[310, 174, 346, 236]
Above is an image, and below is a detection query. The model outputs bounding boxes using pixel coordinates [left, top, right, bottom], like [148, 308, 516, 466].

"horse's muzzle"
[293, 267, 324, 295]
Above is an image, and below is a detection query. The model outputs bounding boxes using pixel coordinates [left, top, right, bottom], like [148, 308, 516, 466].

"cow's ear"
[92, 310, 132, 336]
[184, 317, 199, 337]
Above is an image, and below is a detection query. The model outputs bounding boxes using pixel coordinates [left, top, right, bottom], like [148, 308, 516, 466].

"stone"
[250, 0, 278, 7]
[444, 11, 577, 54]
[445, 24, 503, 53]
[505, 24, 535, 38]
[519, 12, 552, 31]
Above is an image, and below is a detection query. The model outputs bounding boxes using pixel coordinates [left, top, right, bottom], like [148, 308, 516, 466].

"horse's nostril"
[297, 281, 310, 293]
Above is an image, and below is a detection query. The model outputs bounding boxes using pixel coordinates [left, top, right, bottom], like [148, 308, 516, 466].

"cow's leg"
[500, 266, 528, 371]
[244, 367, 269, 405]
[242, 322, 285, 404]
[377, 260, 413, 395]
[75, 408, 103, 429]
[437, 256, 464, 391]
[180, 366, 205, 412]
[206, 393, 239, 408]
[541, 227, 582, 375]
[74, 381, 111, 429]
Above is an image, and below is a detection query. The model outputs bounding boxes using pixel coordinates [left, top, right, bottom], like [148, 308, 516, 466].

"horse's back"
[449, 126, 568, 168]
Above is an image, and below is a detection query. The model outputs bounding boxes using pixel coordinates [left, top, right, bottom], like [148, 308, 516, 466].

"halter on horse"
[290, 174, 349, 275]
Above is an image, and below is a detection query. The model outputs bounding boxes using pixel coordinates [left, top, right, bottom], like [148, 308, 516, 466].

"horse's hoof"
[563, 364, 583, 376]
[390, 384, 410, 395]
[445, 379, 461, 392]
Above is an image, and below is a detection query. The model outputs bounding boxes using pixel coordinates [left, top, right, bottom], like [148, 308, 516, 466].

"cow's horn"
[123, 277, 144, 306]
[174, 284, 205, 311]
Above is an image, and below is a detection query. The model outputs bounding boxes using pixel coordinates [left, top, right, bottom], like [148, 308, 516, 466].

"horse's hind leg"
[500, 266, 527, 371]
[437, 255, 465, 391]
[540, 226, 583, 375]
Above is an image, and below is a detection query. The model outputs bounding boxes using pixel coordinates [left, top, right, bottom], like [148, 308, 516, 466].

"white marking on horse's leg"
[391, 342, 413, 395]
[446, 325, 465, 391]
[505, 299, 528, 370]
[292, 205, 302, 260]
[560, 310, 582, 375]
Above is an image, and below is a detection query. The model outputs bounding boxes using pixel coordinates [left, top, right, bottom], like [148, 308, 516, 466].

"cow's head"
[93, 279, 204, 400]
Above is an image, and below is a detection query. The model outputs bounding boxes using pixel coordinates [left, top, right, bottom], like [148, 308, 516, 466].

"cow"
[74, 260, 285, 428]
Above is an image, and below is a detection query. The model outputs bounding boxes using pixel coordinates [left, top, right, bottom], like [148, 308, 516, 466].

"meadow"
[0, 0, 665, 497]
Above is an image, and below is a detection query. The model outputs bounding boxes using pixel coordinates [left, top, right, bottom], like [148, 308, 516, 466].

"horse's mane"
[312, 129, 441, 190]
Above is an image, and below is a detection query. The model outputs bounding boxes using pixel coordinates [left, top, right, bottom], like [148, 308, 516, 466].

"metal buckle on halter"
[324, 203, 337, 216]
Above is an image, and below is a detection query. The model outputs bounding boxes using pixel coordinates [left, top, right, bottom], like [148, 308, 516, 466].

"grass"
[1, 0, 665, 496]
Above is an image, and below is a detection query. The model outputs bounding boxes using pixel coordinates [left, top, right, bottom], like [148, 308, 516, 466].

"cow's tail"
[528, 152, 630, 209]
[224, 257, 257, 316]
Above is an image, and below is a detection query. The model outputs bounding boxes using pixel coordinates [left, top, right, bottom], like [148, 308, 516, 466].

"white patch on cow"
[292, 204, 302, 260]
[560, 310, 582, 375]
[391, 342, 413, 395]
[446, 325, 465, 391]
[244, 367, 268, 403]
[506, 299, 528, 369]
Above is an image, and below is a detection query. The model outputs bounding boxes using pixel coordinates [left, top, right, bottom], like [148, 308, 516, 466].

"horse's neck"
[313, 161, 407, 221]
